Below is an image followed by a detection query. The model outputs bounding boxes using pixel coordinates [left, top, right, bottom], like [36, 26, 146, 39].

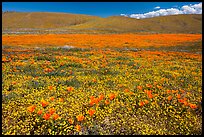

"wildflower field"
[2, 34, 202, 135]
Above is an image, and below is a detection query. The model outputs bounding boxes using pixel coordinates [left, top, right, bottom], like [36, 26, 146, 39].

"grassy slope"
[2, 12, 100, 29]
[2, 12, 202, 33]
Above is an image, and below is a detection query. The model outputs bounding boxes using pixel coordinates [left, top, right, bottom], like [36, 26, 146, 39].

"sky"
[2, 2, 202, 18]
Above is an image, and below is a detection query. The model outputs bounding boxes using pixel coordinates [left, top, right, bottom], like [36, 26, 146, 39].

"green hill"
[2, 12, 202, 34]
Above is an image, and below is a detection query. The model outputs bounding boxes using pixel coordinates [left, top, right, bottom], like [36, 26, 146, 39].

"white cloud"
[121, 2, 202, 19]
[154, 6, 160, 9]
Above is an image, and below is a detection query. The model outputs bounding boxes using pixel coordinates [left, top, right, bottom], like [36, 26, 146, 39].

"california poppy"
[41, 99, 49, 108]
[98, 94, 104, 101]
[43, 113, 51, 120]
[49, 108, 55, 115]
[68, 118, 74, 124]
[88, 109, 96, 117]
[124, 89, 129, 92]
[178, 99, 184, 103]
[50, 97, 55, 101]
[189, 103, 197, 109]
[27, 105, 36, 113]
[139, 101, 145, 107]
[75, 124, 81, 132]
[37, 110, 43, 115]
[166, 90, 171, 94]
[76, 114, 85, 122]
[167, 95, 172, 101]
[105, 100, 110, 105]
[144, 100, 149, 104]
[48, 86, 53, 90]
[53, 114, 59, 120]
[59, 98, 63, 102]
[109, 93, 116, 100]
[137, 86, 142, 90]
[67, 86, 74, 92]
[177, 94, 181, 99]
[146, 84, 152, 88]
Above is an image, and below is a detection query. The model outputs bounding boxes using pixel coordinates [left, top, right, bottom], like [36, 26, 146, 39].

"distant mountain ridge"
[2, 12, 202, 34]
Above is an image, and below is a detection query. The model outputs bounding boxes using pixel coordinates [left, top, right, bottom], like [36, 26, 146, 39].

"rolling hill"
[2, 12, 202, 34]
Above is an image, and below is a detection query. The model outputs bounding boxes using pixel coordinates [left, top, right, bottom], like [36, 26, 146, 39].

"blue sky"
[2, 2, 202, 18]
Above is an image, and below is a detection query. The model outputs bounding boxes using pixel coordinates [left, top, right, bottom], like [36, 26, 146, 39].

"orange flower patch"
[53, 114, 59, 120]
[189, 103, 197, 109]
[167, 95, 173, 101]
[109, 93, 116, 100]
[146, 84, 152, 88]
[75, 125, 81, 132]
[41, 99, 49, 108]
[27, 105, 36, 113]
[166, 90, 171, 94]
[76, 115, 85, 122]
[124, 88, 129, 92]
[67, 86, 74, 92]
[43, 113, 51, 120]
[137, 86, 142, 90]
[157, 85, 162, 89]
[88, 109, 96, 117]
[50, 97, 55, 101]
[59, 98, 64, 102]
[49, 108, 55, 115]
[139, 101, 145, 107]
[37, 110, 43, 115]
[105, 100, 110, 105]
[68, 118, 74, 125]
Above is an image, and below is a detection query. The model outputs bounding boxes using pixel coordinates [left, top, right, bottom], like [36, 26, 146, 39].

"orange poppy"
[137, 86, 142, 90]
[88, 109, 96, 117]
[166, 90, 171, 94]
[178, 99, 184, 103]
[76, 114, 85, 122]
[68, 118, 74, 124]
[41, 99, 49, 108]
[105, 100, 110, 105]
[157, 85, 162, 89]
[147, 91, 153, 99]
[89, 100, 95, 106]
[37, 110, 43, 115]
[48, 86, 53, 90]
[67, 86, 74, 92]
[118, 84, 123, 88]
[183, 101, 188, 106]
[124, 89, 129, 92]
[75, 124, 81, 132]
[90, 96, 95, 100]
[189, 103, 197, 109]
[49, 108, 55, 115]
[146, 84, 152, 88]
[93, 78, 97, 82]
[139, 101, 145, 107]
[177, 94, 181, 99]
[59, 98, 64, 102]
[167, 95, 173, 101]
[180, 89, 185, 93]
[43, 113, 51, 120]
[144, 100, 149, 104]
[50, 97, 55, 101]
[109, 93, 116, 100]
[27, 105, 36, 113]
[98, 94, 104, 101]
[53, 114, 59, 120]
